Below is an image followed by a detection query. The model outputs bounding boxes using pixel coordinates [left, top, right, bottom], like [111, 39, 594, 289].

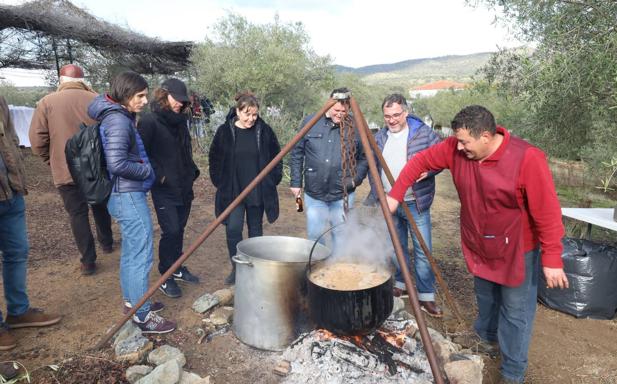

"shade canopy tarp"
[0, 0, 193, 74]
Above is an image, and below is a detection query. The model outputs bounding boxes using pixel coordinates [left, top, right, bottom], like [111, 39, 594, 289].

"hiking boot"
[452, 332, 500, 357]
[0, 326, 16, 351]
[393, 287, 408, 298]
[224, 268, 236, 286]
[133, 311, 176, 334]
[80, 262, 96, 275]
[419, 300, 443, 318]
[159, 278, 182, 298]
[123, 301, 165, 315]
[5, 308, 61, 329]
[0, 362, 17, 380]
[173, 266, 200, 284]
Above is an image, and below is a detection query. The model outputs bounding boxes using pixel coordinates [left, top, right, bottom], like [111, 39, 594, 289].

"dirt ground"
[2, 149, 617, 383]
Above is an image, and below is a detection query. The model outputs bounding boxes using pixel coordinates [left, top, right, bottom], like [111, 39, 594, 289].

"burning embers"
[281, 319, 434, 384]
[280, 310, 485, 384]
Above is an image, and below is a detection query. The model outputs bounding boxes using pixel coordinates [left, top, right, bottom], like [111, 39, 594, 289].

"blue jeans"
[0, 194, 30, 322]
[392, 201, 435, 301]
[304, 192, 354, 253]
[107, 192, 153, 319]
[473, 249, 540, 383]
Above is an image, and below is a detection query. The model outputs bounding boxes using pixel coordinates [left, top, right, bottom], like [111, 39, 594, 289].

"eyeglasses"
[383, 111, 405, 120]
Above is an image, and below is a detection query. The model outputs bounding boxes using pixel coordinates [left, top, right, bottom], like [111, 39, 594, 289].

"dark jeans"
[57, 184, 113, 265]
[225, 203, 264, 260]
[474, 249, 540, 383]
[152, 193, 193, 275]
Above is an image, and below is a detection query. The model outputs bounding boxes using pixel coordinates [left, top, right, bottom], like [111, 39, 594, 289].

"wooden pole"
[349, 97, 445, 384]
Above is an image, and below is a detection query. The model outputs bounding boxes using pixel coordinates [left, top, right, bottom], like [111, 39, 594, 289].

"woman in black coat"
[209, 92, 282, 285]
[137, 78, 201, 299]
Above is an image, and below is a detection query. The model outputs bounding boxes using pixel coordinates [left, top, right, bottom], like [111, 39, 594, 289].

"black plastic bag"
[538, 238, 617, 319]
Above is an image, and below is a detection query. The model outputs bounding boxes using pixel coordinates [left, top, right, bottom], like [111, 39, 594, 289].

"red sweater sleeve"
[389, 138, 456, 202]
[520, 148, 564, 268]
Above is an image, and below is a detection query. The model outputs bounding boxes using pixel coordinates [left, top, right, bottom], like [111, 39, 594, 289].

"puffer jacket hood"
[88, 94, 132, 122]
[88, 94, 155, 193]
[406, 114, 427, 135]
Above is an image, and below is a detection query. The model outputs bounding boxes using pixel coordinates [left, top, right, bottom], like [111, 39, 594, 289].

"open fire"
[278, 306, 485, 384]
[281, 318, 436, 384]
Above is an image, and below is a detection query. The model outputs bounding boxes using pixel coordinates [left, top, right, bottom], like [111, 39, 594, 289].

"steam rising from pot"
[325, 212, 394, 272]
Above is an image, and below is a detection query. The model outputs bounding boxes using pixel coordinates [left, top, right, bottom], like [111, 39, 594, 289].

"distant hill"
[335, 52, 494, 86]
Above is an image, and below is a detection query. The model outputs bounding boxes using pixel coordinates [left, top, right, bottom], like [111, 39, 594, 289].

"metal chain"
[339, 114, 356, 215]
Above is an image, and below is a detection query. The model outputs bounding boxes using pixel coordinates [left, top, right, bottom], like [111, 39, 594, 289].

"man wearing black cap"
[29, 64, 114, 276]
[137, 78, 201, 298]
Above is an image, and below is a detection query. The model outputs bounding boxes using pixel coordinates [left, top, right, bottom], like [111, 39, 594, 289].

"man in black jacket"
[289, 88, 368, 249]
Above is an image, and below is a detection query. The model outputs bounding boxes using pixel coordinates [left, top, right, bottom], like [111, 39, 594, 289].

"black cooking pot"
[306, 224, 394, 336]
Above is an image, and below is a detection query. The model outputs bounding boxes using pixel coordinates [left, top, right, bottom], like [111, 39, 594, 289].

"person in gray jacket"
[289, 88, 368, 250]
[367, 93, 442, 317]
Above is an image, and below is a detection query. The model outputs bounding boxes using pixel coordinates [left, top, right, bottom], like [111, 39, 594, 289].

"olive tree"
[471, 0, 617, 176]
[190, 13, 335, 119]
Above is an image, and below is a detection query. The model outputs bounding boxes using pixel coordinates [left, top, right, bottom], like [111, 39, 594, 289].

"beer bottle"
[295, 196, 304, 213]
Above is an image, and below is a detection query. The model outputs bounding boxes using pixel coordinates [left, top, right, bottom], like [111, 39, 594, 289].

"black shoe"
[159, 278, 182, 298]
[80, 262, 96, 276]
[173, 266, 200, 284]
[101, 243, 114, 254]
[224, 268, 236, 286]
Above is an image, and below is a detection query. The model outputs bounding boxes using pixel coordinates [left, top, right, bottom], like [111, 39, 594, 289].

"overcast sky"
[1, 0, 522, 85]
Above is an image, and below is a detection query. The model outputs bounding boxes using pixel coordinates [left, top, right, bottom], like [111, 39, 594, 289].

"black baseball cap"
[161, 78, 189, 103]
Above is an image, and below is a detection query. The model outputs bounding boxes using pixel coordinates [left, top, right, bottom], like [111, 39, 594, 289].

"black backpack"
[65, 120, 114, 205]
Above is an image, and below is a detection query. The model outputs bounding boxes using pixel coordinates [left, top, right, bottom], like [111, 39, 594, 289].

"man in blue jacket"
[367, 93, 442, 317]
[289, 88, 368, 250]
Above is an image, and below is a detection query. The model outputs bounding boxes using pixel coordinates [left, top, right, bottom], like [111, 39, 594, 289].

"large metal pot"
[232, 236, 330, 351]
[305, 223, 394, 335]
[307, 262, 393, 335]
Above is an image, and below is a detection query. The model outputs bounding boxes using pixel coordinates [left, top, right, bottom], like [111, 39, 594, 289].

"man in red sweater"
[386, 105, 568, 384]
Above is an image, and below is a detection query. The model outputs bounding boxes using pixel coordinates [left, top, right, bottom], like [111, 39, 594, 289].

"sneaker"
[80, 262, 96, 275]
[419, 300, 444, 318]
[133, 311, 176, 334]
[224, 268, 236, 286]
[452, 332, 500, 357]
[0, 362, 17, 380]
[0, 326, 16, 351]
[159, 278, 182, 298]
[5, 308, 61, 329]
[123, 301, 165, 315]
[173, 266, 200, 284]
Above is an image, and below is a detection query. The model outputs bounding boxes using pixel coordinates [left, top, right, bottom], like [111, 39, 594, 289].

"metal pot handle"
[307, 221, 346, 273]
[232, 254, 254, 267]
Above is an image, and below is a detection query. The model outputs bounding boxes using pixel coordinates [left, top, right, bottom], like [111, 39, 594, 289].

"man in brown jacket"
[0, 96, 61, 357]
[29, 64, 114, 275]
